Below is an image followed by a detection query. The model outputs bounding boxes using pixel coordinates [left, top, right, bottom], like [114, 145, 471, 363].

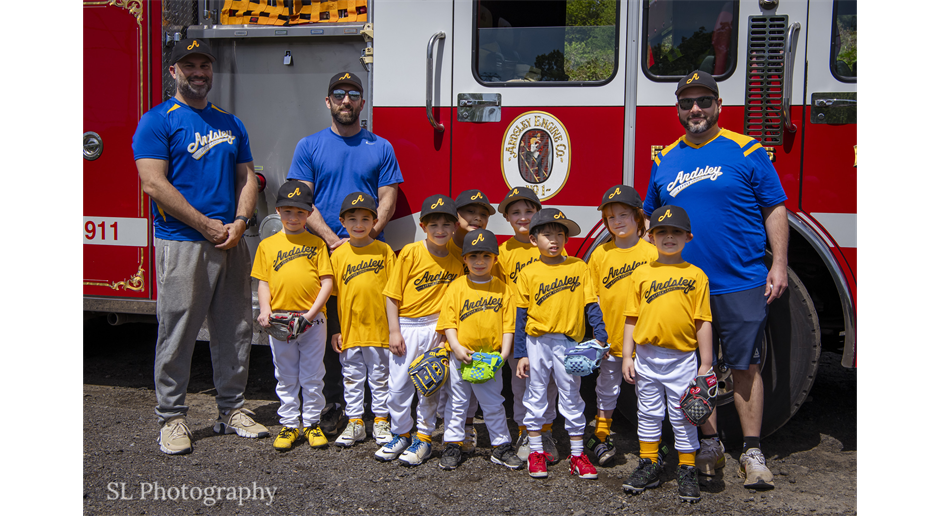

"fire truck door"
[83, 2, 153, 300]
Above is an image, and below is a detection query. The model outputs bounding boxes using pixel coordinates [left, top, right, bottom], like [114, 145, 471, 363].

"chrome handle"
[84, 131, 103, 161]
[459, 99, 498, 107]
[814, 98, 857, 107]
[426, 31, 446, 133]
[781, 22, 801, 133]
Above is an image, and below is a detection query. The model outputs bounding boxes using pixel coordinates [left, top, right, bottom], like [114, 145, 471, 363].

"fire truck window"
[475, 0, 618, 84]
[831, 0, 856, 82]
[643, 0, 737, 79]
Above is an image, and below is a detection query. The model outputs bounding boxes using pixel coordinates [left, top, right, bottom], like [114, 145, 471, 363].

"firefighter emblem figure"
[133, 38, 269, 455]
[501, 111, 571, 201]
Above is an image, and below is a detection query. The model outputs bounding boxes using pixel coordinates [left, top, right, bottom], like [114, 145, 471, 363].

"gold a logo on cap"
[472, 234, 485, 245]
[340, 72, 351, 80]
[512, 188, 519, 195]
[658, 209, 673, 221]
[288, 187, 301, 198]
[608, 187, 621, 199]
[471, 192, 482, 200]
[187, 40, 199, 50]
[431, 198, 444, 209]
[352, 194, 364, 205]
[687, 73, 700, 84]
[553, 212, 565, 219]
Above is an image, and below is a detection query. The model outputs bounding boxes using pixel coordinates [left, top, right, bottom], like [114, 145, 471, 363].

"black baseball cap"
[462, 229, 499, 256]
[276, 181, 313, 211]
[420, 194, 457, 222]
[497, 187, 542, 214]
[328, 71, 363, 94]
[169, 38, 216, 64]
[649, 205, 692, 233]
[675, 70, 719, 97]
[455, 189, 496, 215]
[339, 192, 378, 217]
[529, 208, 581, 237]
[598, 185, 643, 211]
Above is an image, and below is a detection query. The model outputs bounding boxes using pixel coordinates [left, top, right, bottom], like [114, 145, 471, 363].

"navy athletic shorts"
[709, 285, 769, 370]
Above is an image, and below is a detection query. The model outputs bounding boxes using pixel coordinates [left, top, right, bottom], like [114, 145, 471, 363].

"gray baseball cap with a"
[170, 38, 216, 64]
[675, 70, 719, 97]
[462, 229, 499, 256]
[649, 205, 692, 233]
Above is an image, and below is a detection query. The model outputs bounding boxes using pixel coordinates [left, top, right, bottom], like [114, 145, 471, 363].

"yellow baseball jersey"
[436, 276, 515, 354]
[623, 261, 712, 353]
[516, 257, 597, 343]
[330, 240, 397, 349]
[251, 231, 333, 313]
[588, 239, 660, 357]
[494, 237, 567, 297]
[383, 241, 465, 318]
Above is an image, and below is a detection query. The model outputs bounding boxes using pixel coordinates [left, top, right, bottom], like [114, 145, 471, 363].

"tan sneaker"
[739, 448, 775, 490]
[696, 437, 726, 476]
[158, 417, 193, 455]
[460, 426, 477, 453]
[213, 408, 270, 438]
[304, 425, 329, 448]
[273, 427, 302, 451]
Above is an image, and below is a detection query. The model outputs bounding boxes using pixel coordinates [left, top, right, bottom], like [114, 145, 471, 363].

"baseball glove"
[679, 369, 719, 426]
[460, 352, 504, 383]
[563, 339, 610, 376]
[263, 313, 313, 342]
[409, 347, 449, 397]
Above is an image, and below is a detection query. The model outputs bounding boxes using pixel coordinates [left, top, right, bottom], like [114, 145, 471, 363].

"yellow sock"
[541, 423, 553, 432]
[678, 451, 696, 468]
[518, 426, 526, 437]
[595, 416, 613, 441]
[374, 416, 389, 423]
[350, 418, 364, 425]
[417, 432, 432, 443]
[640, 440, 661, 463]
[400, 432, 411, 439]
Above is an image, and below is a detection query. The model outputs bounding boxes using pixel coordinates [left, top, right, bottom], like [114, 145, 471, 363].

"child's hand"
[515, 357, 530, 379]
[698, 363, 714, 377]
[389, 331, 406, 357]
[453, 346, 472, 365]
[331, 334, 343, 353]
[622, 356, 636, 384]
[257, 309, 272, 327]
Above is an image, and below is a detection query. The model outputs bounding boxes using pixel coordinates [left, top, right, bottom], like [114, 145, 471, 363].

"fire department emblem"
[500, 111, 571, 201]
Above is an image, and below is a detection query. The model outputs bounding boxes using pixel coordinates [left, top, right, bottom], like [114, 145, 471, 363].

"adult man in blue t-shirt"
[287, 71, 403, 429]
[644, 71, 788, 490]
[133, 39, 269, 455]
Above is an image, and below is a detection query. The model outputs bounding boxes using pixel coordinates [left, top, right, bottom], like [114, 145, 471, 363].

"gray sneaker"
[213, 408, 270, 438]
[373, 419, 393, 445]
[515, 432, 530, 460]
[491, 443, 525, 470]
[542, 431, 559, 465]
[696, 437, 726, 476]
[334, 419, 366, 447]
[739, 448, 775, 490]
[158, 417, 193, 455]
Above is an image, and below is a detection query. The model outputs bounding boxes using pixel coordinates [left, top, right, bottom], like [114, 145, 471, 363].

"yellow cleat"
[273, 427, 301, 451]
[304, 425, 329, 448]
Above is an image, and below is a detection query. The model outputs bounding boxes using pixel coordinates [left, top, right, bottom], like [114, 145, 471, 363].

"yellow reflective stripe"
[166, 104, 181, 114]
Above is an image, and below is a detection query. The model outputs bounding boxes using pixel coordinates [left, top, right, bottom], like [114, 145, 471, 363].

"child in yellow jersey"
[375, 195, 465, 466]
[514, 208, 607, 480]
[252, 181, 334, 451]
[436, 229, 525, 471]
[495, 187, 561, 463]
[586, 185, 659, 466]
[329, 192, 397, 448]
[621, 205, 713, 503]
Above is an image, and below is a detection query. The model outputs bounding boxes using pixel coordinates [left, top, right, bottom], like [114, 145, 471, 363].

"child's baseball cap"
[597, 185, 642, 211]
[528, 208, 581, 237]
[420, 194, 457, 222]
[455, 189, 496, 215]
[649, 205, 692, 233]
[497, 187, 542, 214]
[462, 229, 499, 256]
[339, 192, 378, 217]
[275, 181, 313, 211]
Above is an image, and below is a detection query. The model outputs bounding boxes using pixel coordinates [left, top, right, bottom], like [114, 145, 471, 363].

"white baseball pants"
[443, 355, 511, 445]
[633, 343, 700, 453]
[269, 313, 327, 427]
[340, 346, 390, 419]
[509, 357, 557, 428]
[595, 354, 624, 411]
[388, 315, 441, 436]
[522, 334, 586, 436]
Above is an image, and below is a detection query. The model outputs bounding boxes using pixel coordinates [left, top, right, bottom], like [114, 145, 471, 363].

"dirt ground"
[82, 318, 856, 515]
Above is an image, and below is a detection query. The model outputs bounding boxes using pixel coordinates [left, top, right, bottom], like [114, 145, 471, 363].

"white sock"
[571, 439, 584, 456]
[530, 435, 544, 453]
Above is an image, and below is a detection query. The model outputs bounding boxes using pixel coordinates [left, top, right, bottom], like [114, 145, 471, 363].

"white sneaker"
[696, 437, 726, 476]
[515, 433, 530, 460]
[739, 448, 775, 490]
[374, 434, 411, 461]
[460, 426, 477, 454]
[398, 439, 432, 466]
[373, 419, 393, 445]
[542, 431, 559, 465]
[334, 420, 366, 447]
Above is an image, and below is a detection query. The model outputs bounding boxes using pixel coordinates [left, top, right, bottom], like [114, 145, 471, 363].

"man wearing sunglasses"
[287, 71, 403, 431]
[643, 70, 788, 491]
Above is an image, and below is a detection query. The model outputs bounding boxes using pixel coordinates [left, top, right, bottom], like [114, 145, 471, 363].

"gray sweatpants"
[153, 238, 253, 425]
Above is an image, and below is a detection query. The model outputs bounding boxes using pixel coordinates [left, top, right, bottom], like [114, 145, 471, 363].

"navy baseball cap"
[339, 192, 377, 217]
[462, 229, 499, 256]
[649, 205, 692, 233]
[276, 181, 313, 211]
[498, 187, 542, 214]
[676, 70, 719, 97]
[598, 185, 643, 211]
[328, 71, 363, 93]
[420, 194, 457, 222]
[455, 189, 496, 215]
[170, 38, 216, 64]
[529, 208, 581, 237]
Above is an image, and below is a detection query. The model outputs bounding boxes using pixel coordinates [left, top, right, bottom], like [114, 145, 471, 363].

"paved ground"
[82, 318, 856, 515]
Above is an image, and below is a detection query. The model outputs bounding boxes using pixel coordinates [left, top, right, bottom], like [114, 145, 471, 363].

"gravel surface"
[83, 318, 856, 515]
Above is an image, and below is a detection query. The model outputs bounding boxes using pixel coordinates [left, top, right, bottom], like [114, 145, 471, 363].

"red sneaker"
[569, 453, 598, 479]
[528, 451, 548, 478]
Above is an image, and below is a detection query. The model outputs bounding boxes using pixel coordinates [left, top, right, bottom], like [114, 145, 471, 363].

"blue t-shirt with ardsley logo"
[286, 127, 403, 240]
[132, 98, 253, 241]
[644, 128, 786, 295]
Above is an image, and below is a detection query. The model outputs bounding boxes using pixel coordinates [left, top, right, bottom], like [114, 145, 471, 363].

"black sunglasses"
[331, 89, 362, 101]
[677, 96, 718, 110]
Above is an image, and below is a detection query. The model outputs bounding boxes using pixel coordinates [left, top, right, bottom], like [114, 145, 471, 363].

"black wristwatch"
[234, 215, 250, 226]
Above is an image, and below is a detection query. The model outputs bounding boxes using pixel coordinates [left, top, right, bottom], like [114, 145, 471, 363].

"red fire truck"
[83, 0, 856, 440]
